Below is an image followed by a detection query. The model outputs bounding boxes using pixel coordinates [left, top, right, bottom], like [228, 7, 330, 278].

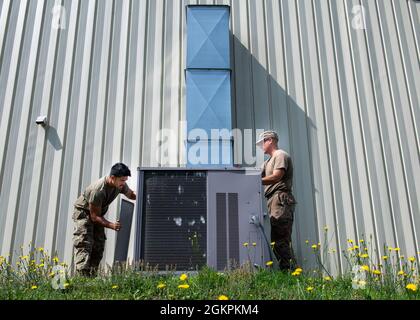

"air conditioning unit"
[134, 168, 272, 271]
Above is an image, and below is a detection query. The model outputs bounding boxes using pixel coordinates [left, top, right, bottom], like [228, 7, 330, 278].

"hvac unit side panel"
[207, 170, 265, 270]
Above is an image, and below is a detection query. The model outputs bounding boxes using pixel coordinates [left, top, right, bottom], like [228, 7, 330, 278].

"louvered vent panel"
[228, 193, 239, 266]
[216, 193, 227, 270]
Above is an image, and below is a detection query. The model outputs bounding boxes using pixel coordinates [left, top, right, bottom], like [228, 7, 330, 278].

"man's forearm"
[262, 174, 281, 185]
[91, 215, 113, 229]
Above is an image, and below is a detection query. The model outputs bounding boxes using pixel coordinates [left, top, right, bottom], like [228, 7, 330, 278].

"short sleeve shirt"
[74, 176, 129, 216]
[261, 149, 294, 197]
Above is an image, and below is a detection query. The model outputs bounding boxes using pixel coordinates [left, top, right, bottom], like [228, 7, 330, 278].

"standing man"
[257, 131, 297, 271]
[72, 163, 136, 277]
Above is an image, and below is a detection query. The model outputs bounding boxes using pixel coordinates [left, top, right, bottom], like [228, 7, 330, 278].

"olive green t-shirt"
[74, 176, 129, 216]
[261, 149, 294, 198]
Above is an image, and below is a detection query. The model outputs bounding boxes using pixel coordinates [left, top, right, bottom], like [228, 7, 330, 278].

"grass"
[1, 263, 419, 300]
[1, 236, 419, 300]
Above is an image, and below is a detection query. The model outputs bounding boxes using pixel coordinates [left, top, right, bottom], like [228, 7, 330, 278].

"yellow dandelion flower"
[112, 285, 118, 289]
[305, 240, 309, 244]
[324, 276, 332, 281]
[409, 257, 416, 263]
[157, 283, 166, 289]
[347, 239, 354, 244]
[218, 295, 229, 300]
[252, 242, 257, 247]
[49, 272, 55, 277]
[53, 257, 59, 263]
[64, 283, 70, 288]
[406, 284, 417, 292]
[348, 247, 354, 252]
[400, 255, 405, 260]
[311, 244, 318, 250]
[306, 286, 314, 292]
[361, 254, 369, 258]
[291, 271, 301, 276]
[398, 270, 405, 276]
[317, 243, 321, 247]
[359, 239, 364, 243]
[243, 242, 249, 247]
[266, 261, 274, 267]
[373, 270, 381, 275]
[178, 284, 190, 289]
[179, 273, 188, 281]
[31, 285, 38, 290]
[361, 265, 369, 272]
[38, 263, 44, 268]
[271, 242, 275, 246]
[295, 268, 303, 273]
[37, 247, 44, 252]
[382, 255, 388, 260]
[394, 248, 400, 252]
[21, 255, 29, 260]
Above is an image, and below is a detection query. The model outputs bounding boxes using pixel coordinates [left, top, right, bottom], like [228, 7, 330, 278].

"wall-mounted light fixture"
[35, 115, 48, 127]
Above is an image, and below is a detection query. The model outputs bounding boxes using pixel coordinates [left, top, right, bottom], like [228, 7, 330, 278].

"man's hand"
[125, 189, 136, 201]
[111, 220, 121, 231]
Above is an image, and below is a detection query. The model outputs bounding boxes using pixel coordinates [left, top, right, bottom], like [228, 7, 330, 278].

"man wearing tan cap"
[257, 131, 297, 271]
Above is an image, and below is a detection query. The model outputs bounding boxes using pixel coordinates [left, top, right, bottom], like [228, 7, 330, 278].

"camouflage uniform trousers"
[72, 209, 106, 276]
[267, 192, 297, 271]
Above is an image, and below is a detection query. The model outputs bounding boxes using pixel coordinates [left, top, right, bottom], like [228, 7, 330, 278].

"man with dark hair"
[72, 163, 136, 276]
[257, 131, 297, 271]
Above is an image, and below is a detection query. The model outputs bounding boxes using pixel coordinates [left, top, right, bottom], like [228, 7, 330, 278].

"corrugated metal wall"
[0, 0, 419, 274]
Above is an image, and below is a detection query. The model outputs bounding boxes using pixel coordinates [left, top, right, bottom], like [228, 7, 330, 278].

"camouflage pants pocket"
[90, 225, 106, 270]
[73, 215, 94, 271]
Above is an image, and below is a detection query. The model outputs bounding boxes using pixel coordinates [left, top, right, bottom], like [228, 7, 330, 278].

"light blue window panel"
[186, 6, 232, 167]
[186, 70, 232, 167]
[187, 6, 230, 69]
[186, 70, 232, 135]
[186, 140, 232, 167]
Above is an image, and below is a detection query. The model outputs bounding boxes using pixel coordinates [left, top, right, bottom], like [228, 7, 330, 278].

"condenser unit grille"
[141, 171, 207, 270]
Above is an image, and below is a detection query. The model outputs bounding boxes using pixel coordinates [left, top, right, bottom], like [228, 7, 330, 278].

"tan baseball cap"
[256, 130, 279, 146]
